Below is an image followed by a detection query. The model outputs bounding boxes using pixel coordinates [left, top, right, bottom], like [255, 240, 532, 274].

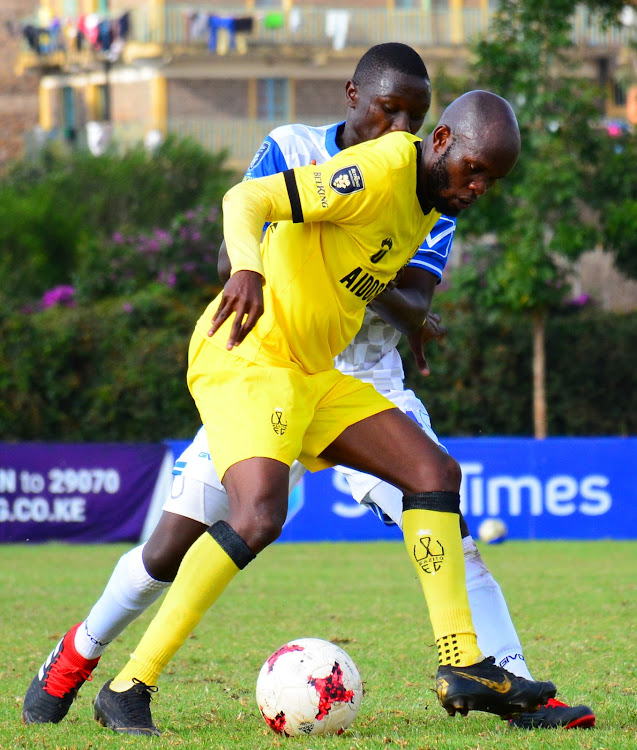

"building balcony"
[16, 4, 637, 76]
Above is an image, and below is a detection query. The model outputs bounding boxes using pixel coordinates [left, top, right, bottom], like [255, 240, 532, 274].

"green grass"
[1, 541, 636, 750]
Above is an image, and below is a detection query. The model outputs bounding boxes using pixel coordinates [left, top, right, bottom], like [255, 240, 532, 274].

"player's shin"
[402, 492, 483, 667]
[75, 545, 170, 660]
[110, 521, 255, 691]
[463, 536, 533, 679]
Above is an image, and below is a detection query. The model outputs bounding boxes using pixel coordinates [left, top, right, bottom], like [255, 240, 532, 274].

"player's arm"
[215, 133, 289, 309]
[369, 266, 437, 336]
[374, 214, 456, 375]
[369, 267, 445, 377]
[213, 149, 388, 348]
[210, 172, 295, 348]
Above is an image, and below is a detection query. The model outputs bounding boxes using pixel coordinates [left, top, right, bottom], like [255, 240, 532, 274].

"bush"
[0, 290, 211, 442]
[1, 303, 635, 441]
[74, 205, 223, 302]
[400, 307, 637, 438]
[0, 136, 234, 309]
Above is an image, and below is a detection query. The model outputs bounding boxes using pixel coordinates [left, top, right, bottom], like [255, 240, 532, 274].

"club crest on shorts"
[329, 165, 365, 195]
[413, 535, 445, 574]
[271, 408, 287, 435]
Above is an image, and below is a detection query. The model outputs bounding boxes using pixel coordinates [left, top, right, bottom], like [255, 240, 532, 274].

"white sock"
[463, 536, 533, 680]
[74, 544, 170, 660]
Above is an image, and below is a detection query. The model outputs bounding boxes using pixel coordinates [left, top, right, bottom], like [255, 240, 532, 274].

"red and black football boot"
[23, 623, 100, 724]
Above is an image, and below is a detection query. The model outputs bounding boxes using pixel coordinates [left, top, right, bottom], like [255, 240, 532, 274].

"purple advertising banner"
[0, 444, 168, 543]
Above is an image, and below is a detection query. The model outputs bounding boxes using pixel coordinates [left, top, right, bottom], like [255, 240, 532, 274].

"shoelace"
[118, 679, 159, 724]
[45, 659, 95, 699]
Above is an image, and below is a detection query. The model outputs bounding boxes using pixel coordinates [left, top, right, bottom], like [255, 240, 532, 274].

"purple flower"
[112, 232, 124, 244]
[569, 293, 591, 307]
[153, 228, 173, 245]
[122, 302, 134, 313]
[41, 285, 76, 309]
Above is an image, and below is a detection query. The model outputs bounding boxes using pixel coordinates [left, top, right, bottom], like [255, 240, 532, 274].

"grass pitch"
[1, 540, 636, 750]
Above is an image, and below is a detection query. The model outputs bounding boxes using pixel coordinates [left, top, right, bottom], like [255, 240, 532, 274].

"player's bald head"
[439, 90, 520, 165]
[420, 91, 521, 216]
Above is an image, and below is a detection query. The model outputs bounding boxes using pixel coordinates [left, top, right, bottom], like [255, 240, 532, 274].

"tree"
[448, 0, 631, 438]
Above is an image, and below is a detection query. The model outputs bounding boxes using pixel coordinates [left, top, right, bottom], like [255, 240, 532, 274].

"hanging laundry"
[325, 9, 350, 51]
[263, 11, 284, 30]
[233, 17, 254, 34]
[289, 8, 302, 33]
[187, 11, 208, 41]
[208, 16, 236, 54]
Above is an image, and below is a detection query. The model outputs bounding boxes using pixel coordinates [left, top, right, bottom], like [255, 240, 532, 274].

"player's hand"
[208, 270, 264, 349]
[407, 311, 447, 377]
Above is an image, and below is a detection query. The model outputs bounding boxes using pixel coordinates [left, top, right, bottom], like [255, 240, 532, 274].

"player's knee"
[246, 519, 284, 552]
[229, 501, 287, 553]
[142, 543, 183, 583]
[441, 453, 462, 490]
[418, 451, 461, 492]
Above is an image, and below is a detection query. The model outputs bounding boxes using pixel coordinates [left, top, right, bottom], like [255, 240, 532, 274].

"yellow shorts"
[187, 332, 395, 481]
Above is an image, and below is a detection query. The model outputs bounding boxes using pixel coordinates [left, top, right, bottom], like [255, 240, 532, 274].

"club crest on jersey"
[247, 140, 271, 172]
[329, 165, 365, 195]
[413, 535, 445, 574]
[271, 408, 287, 435]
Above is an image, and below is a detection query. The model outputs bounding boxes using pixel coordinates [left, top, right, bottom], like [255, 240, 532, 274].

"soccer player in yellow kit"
[93, 90, 557, 734]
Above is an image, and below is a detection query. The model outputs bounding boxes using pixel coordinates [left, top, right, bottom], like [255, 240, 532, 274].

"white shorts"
[333, 388, 446, 529]
[162, 426, 307, 525]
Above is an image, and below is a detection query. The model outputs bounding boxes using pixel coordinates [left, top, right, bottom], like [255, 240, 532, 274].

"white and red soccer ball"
[256, 637, 363, 737]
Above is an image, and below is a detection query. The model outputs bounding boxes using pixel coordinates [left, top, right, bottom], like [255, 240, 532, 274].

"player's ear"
[431, 124, 452, 152]
[345, 79, 358, 108]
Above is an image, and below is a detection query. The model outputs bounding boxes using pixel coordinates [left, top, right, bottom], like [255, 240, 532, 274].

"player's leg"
[340, 460, 595, 727]
[319, 406, 555, 717]
[22, 481, 216, 725]
[93, 344, 308, 735]
[94, 457, 289, 736]
[23, 427, 226, 725]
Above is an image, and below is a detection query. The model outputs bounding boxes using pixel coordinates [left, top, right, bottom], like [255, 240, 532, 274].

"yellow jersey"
[196, 131, 441, 374]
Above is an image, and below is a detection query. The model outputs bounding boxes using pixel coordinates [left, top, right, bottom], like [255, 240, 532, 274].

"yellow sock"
[110, 521, 255, 691]
[402, 492, 483, 667]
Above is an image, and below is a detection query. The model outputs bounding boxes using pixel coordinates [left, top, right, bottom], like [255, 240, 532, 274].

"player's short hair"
[352, 43, 429, 86]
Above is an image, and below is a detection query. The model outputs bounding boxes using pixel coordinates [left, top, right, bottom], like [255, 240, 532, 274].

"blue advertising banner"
[2, 438, 635, 544]
[274, 437, 637, 542]
[0, 444, 168, 543]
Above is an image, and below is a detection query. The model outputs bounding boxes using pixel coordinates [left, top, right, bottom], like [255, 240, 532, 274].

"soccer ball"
[478, 517, 508, 544]
[256, 637, 363, 736]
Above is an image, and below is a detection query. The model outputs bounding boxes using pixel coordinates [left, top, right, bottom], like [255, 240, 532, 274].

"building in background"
[0, 0, 40, 164]
[8, 0, 637, 308]
[11, 0, 637, 167]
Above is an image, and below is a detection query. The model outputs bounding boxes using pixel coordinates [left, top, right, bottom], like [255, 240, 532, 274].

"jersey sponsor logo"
[412, 535, 445, 574]
[329, 165, 365, 195]
[247, 140, 271, 172]
[271, 408, 288, 435]
[313, 171, 329, 208]
[370, 237, 393, 264]
[339, 266, 387, 302]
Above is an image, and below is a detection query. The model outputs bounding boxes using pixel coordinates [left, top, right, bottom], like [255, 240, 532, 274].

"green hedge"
[401, 307, 637, 437]
[1, 301, 635, 441]
[0, 291, 204, 441]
